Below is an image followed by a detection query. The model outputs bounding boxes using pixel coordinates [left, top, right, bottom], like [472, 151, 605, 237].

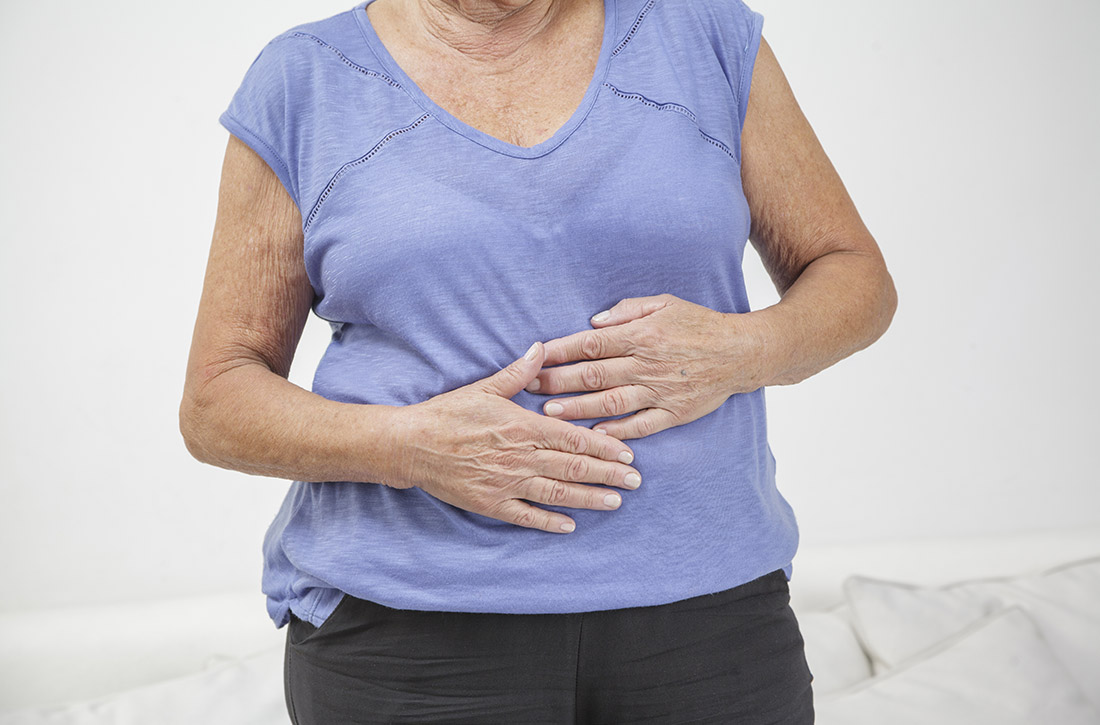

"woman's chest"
[303, 96, 752, 331]
[411, 62, 596, 148]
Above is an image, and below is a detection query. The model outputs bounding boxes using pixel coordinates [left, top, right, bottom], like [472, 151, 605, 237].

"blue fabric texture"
[219, 0, 798, 629]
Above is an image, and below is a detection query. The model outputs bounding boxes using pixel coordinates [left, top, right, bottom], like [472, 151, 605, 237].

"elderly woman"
[181, 0, 896, 720]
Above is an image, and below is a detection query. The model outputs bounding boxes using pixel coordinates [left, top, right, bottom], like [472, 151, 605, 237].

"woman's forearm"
[745, 250, 898, 387]
[179, 363, 405, 484]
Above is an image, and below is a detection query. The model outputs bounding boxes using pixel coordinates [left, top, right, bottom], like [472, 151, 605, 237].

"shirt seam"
[303, 113, 432, 233]
[290, 30, 402, 89]
[602, 82, 738, 164]
[612, 0, 659, 57]
[736, 7, 764, 135]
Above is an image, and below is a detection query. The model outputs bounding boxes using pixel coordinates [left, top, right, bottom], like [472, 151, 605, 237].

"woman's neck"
[405, 0, 578, 66]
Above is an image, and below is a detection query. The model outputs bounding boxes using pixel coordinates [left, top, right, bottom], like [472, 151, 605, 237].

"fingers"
[589, 295, 675, 328]
[522, 477, 624, 511]
[541, 384, 651, 422]
[486, 477, 627, 535]
[530, 449, 641, 491]
[539, 327, 632, 368]
[540, 294, 677, 367]
[488, 498, 579, 534]
[537, 417, 636, 465]
[524, 356, 634, 395]
[591, 407, 679, 441]
[476, 341, 544, 398]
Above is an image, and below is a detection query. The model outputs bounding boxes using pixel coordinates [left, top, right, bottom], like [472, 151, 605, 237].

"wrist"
[733, 305, 800, 389]
[352, 402, 419, 489]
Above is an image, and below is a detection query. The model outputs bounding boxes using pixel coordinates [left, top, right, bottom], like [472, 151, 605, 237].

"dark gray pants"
[284, 568, 814, 724]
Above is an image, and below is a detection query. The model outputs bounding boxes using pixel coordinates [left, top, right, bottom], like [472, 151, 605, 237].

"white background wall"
[0, 0, 1096, 613]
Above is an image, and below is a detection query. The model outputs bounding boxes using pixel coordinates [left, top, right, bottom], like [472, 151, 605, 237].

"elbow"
[872, 265, 898, 342]
[883, 266, 899, 325]
[178, 359, 253, 467]
[179, 394, 215, 465]
[179, 380, 236, 468]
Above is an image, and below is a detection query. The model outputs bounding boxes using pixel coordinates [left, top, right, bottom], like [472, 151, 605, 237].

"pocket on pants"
[285, 593, 352, 725]
[287, 592, 351, 648]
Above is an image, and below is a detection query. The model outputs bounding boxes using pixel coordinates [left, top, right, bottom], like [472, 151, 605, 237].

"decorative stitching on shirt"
[603, 83, 737, 163]
[289, 31, 402, 88]
[304, 114, 432, 232]
[603, 84, 697, 123]
[612, 0, 657, 56]
[698, 133, 736, 163]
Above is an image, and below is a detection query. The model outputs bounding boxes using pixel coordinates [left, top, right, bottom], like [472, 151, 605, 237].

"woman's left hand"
[525, 294, 774, 440]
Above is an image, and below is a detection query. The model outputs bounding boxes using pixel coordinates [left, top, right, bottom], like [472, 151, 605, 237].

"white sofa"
[3, 525, 1098, 724]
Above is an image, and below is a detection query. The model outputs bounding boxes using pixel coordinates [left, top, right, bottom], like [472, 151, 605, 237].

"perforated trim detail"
[603, 83, 737, 163]
[289, 31, 402, 88]
[303, 114, 432, 232]
[612, 0, 657, 57]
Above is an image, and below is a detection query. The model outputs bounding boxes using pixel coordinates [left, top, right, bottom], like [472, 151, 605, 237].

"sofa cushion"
[796, 603, 873, 695]
[0, 647, 285, 725]
[842, 555, 1100, 709]
[816, 605, 1100, 725]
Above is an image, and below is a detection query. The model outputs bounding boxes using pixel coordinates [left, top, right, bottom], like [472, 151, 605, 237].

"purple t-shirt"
[219, 0, 797, 628]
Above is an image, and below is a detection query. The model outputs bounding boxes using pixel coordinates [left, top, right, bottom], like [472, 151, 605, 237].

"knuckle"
[498, 419, 529, 443]
[580, 333, 605, 360]
[565, 455, 590, 482]
[475, 492, 503, 517]
[485, 447, 513, 471]
[601, 388, 629, 416]
[649, 359, 676, 380]
[580, 362, 607, 390]
[506, 448, 534, 473]
[559, 426, 588, 455]
[546, 480, 571, 505]
[482, 496, 509, 519]
[637, 324, 660, 348]
[513, 507, 538, 529]
[636, 414, 656, 437]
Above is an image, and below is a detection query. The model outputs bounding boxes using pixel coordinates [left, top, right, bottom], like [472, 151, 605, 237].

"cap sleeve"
[733, 1, 764, 136]
[218, 36, 305, 210]
[726, 0, 761, 137]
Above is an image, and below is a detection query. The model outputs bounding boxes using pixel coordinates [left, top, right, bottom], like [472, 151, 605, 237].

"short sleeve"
[218, 36, 304, 210]
[734, 1, 764, 135]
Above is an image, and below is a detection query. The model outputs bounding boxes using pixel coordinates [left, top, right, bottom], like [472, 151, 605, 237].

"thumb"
[590, 294, 674, 327]
[476, 341, 544, 398]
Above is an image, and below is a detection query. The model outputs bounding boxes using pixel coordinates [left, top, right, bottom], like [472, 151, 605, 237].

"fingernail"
[524, 342, 539, 361]
[604, 493, 622, 508]
[525, 378, 541, 392]
[624, 473, 641, 489]
[618, 450, 634, 464]
[560, 521, 576, 533]
[591, 310, 611, 323]
[595, 428, 608, 435]
[545, 402, 564, 416]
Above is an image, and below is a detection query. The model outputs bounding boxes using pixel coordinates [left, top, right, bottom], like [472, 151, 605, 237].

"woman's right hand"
[383, 341, 642, 534]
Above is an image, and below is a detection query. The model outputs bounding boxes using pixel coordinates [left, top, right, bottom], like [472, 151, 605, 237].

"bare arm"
[521, 35, 898, 440]
[742, 36, 898, 386]
[179, 134, 639, 533]
[179, 134, 404, 483]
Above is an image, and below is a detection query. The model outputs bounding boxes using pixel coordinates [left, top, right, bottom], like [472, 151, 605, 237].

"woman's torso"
[217, 0, 798, 629]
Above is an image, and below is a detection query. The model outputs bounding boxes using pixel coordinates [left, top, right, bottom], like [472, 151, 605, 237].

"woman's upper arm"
[740, 35, 885, 296]
[182, 133, 312, 404]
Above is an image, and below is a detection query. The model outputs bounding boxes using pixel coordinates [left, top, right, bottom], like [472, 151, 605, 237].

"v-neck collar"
[352, 0, 616, 159]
